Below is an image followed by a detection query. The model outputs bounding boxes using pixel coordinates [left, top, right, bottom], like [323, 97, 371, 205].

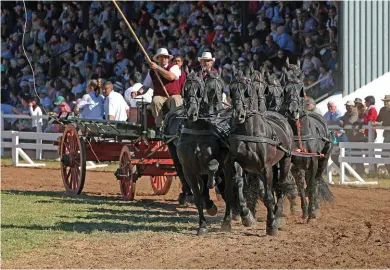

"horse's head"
[204, 70, 225, 115]
[229, 70, 253, 124]
[251, 69, 269, 113]
[183, 71, 205, 122]
[283, 83, 305, 120]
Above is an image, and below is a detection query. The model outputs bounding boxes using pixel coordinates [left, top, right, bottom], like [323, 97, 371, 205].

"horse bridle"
[183, 77, 205, 109]
[230, 76, 253, 112]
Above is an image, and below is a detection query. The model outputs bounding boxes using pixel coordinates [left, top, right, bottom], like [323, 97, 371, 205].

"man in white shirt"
[76, 80, 105, 119]
[142, 48, 183, 136]
[102, 81, 129, 121]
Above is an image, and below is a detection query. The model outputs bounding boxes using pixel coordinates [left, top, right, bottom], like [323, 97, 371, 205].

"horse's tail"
[207, 159, 219, 189]
[317, 178, 335, 203]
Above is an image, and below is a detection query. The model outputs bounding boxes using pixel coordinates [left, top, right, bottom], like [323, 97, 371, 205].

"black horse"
[280, 65, 334, 221]
[222, 70, 294, 236]
[176, 71, 232, 235]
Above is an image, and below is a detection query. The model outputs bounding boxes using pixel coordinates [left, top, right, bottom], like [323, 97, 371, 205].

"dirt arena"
[2, 166, 390, 268]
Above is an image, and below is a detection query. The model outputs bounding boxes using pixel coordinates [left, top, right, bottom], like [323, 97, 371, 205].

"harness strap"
[181, 128, 221, 139]
[229, 134, 279, 146]
[296, 119, 305, 152]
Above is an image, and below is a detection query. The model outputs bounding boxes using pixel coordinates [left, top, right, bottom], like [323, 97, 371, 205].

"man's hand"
[131, 92, 137, 99]
[150, 62, 159, 70]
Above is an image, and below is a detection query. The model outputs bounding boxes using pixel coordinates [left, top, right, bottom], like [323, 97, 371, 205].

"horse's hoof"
[186, 195, 194, 204]
[242, 212, 256, 227]
[266, 227, 278, 236]
[307, 217, 318, 225]
[220, 222, 232, 232]
[178, 193, 188, 207]
[275, 217, 287, 230]
[232, 213, 242, 222]
[197, 227, 208, 236]
[206, 203, 218, 216]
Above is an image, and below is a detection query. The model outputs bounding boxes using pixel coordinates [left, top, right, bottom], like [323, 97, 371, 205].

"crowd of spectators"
[305, 95, 390, 175]
[1, 0, 341, 131]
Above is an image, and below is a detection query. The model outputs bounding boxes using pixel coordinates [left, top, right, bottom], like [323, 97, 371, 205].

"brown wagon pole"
[112, 0, 170, 98]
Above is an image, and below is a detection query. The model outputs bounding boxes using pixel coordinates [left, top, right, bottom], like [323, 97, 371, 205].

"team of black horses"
[162, 62, 335, 236]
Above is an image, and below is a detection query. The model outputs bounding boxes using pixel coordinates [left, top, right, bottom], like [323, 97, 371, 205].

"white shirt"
[104, 91, 129, 121]
[124, 83, 154, 107]
[143, 64, 181, 89]
[29, 106, 43, 128]
[77, 92, 105, 119]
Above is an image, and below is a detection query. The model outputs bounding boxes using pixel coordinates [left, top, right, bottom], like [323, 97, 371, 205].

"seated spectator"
[102, 81, 129, 121]
[275, 26, 295, 53]
[318, 66, 335, 94]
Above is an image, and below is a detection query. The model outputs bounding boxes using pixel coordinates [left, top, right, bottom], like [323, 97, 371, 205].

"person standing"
[142, 48, 183, 136]
[75, 80, 105, 120]
[102, 81, 129, 121]
[375, 95, 390, 175]
[363, 95, 378, 141]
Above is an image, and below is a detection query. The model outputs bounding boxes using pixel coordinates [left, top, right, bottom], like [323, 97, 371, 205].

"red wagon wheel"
[150, 176, 173, 195]
[119, 146, 136, 201]
[60, 125, 86, 195]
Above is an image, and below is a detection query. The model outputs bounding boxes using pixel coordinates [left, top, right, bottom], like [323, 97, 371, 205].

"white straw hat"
[198, 51, 215, 62]
[153, 48, 173, 62]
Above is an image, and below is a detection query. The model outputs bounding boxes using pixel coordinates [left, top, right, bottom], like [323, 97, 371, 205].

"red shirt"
[363, 106, 378, 136]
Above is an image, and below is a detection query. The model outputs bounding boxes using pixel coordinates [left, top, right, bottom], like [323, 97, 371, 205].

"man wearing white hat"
[198, 51, 217, 78]
[143, 48, 182, 136]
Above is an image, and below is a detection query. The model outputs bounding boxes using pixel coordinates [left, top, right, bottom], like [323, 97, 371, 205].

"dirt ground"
[2, 166, 390, 268]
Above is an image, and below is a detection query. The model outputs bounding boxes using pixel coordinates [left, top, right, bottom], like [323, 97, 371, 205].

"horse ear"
[286, 57, 290, 67]
[245, 67, 251, 78]
[218, 66, 222, 77]
[297, 59, 301, 69]
[300, 88, 305, 98]
[185, 65, 190, 74]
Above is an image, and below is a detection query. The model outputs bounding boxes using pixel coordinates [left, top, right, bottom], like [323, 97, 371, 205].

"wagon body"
[53, 105, 176, 201]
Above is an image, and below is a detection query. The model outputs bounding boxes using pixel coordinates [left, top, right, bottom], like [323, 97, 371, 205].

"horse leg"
[286, 170, 299, 213]
[234, 163, 256, 227]
[263, 165, 277, 236]
[182, 169, 208, 235]
[168, 144, 192, 207]
[273, 164, 284, 219]
[243, 172, 260, 219]
[207, 159, 219, 189]
[201, 176, 218, 216]
[307, 158, 319, 221]
[292, 165, 308, 219]
[221, 158, 234, 232]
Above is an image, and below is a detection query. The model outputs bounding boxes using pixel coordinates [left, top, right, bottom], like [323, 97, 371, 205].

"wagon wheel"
[60, 124, 86, 195]
[119, 146, 136, 201]
[150, 176, 173, 195]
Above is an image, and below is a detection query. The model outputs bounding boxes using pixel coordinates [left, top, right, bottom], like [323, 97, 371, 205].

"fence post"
[0, 112, 4, 157]
[36, 117, 43, 160]
[11, 131, 19, 166]
[340, 145, 345, 184]
[367, 121, 374, 173]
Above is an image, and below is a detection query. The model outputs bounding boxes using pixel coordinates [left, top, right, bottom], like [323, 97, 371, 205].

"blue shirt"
[276, 33, 295, 52]
[77, 93, 105, 120]
[324, 110, 342, 122]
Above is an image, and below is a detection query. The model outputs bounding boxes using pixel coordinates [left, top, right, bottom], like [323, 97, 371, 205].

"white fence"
[1, 114, 106, 169]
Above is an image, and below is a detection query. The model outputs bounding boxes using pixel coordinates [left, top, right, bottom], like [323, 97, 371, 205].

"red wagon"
[53, 104, 176, 201]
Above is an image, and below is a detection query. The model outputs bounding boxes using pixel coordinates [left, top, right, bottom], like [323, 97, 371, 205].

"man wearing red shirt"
[143, 48, 182, 136]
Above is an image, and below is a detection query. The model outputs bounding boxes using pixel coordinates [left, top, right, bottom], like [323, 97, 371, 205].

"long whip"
[111, 0, 170, 98]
